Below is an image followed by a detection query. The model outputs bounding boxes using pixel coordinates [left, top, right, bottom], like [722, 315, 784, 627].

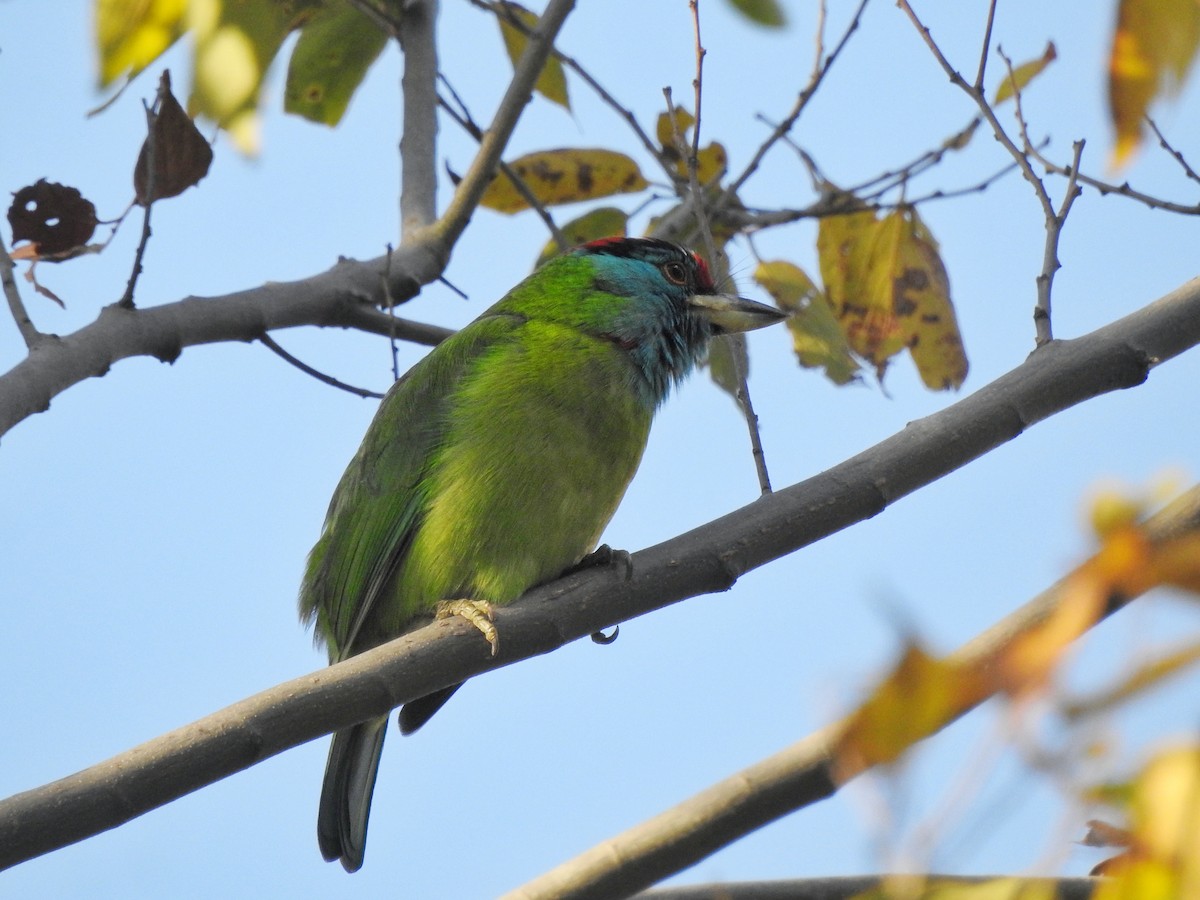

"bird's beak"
[688, 293, 788, 334]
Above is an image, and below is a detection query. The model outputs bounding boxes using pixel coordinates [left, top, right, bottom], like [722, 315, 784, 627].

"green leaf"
[497, 1, 570, 109]
[725, 0, 786, 28]
[285, 3, 389, 126]
[707, 332, 748, 399]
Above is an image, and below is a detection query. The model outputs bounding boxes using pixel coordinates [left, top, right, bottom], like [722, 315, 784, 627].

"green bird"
[299, 237, 784, 871]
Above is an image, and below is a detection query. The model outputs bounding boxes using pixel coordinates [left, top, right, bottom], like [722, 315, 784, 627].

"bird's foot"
[567, 544, 633, 581]
[436, 599, 499, 657]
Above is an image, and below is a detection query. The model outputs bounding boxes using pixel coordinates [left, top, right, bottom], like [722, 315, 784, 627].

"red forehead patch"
[689, 252, 714, 292]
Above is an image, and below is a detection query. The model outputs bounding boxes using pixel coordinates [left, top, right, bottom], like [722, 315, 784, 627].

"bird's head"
[569, 237, 786, 403]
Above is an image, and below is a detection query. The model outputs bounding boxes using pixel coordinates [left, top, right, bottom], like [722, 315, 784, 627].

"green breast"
[375, 318, 652, 637]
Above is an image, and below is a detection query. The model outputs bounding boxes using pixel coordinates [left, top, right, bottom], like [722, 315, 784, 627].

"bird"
[298, 236, 785, 872]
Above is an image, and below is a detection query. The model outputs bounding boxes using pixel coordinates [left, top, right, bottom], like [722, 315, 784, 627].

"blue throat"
[586, 253, 714, 407]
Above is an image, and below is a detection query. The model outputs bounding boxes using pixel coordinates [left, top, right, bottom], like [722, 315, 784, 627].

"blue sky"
[3, 1, 1200, 897]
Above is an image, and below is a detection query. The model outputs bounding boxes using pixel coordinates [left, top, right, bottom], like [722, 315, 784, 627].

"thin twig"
[471, 0, 674, 182]
[0, 232, 42, 348]
[972, 0, 999, 89]
[121, 76, 171, 309]
[721, 0, 869, 201]
[429, 0, 575, 249]
[259, 334, 385, 399]
[1147, 116, 1200, 186]
[682, 1, 772, 494]
[437, 77, 568, 249]
[997, 48, 1082, 344]
[345, 0, 403, 36]
[1146, 117, 1200, 185]
[384, 243, 401, 380]
[898, 3, 1068, 345]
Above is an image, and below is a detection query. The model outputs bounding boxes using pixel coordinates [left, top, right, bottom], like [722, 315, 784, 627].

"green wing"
[298, 314, 524, 662]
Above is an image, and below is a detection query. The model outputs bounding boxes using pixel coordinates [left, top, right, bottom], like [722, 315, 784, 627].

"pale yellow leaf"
[480, 148, 648, 214]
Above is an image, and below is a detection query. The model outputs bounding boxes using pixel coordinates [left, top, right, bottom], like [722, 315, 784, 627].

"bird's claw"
[437, 599, 498, 657]
[569, 544, 633, 582]
[591, 625, 620, 645]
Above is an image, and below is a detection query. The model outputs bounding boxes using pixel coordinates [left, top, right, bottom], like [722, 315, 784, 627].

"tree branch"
[0, 247, 453, 438]
[399, 0, 440, 236]
[2, 276, 1199, 871]
[426, 0, 575, 249]
[509, 485, 1200, 899]
[633, 875, 1098, 900]
[0, 232, 42, 349]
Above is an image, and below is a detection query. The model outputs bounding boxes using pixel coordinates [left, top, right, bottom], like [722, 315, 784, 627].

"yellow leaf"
[899, 211, 968, 390]
[834, 642, 987, 781]
[754, 260, 860, 385]
[1108, 0, 1200, 167]
[993, 41, 1057, 105]
[994, 566, 1107, 694]
[1094, 747, 1200, 899]
[534, 207, 629, 267]
[819, 206, 967, 389]
[1063, 640, 1200, 720]
[95, 0, 187, 86]
[692, 142, 729, 184]
[480, 149, 648, 214]
[187, 0, 319, 154]
[497, 1, 569, 109]
[656, 108, 695, 148]
[655, 108, 726, 184]
[816, 205, 882, 358]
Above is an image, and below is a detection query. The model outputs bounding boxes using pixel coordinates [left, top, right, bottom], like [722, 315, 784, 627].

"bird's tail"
[317, 717, 387, 872]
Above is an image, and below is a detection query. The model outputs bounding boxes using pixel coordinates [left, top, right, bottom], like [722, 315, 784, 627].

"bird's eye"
[661, 261, 688, 286]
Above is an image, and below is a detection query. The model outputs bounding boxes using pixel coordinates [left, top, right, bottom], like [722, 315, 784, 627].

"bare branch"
[508, 485, 1200, 900]
[897, 5, 1075, 345]
[120, 75, 174, 309]
[473, 0, 676, 183]
[972, 0, 999, 90]
[3, 274, 1199, 871]
[0, 232, 41, 349]
[259, 333, 385, 399]
[0, 248, 453, 438]
[722, 0, 869, 200]
[437, 77, 569, 249]
[633, 875, 1099, 900]
[1147, 116, 1200, 186]
[399, 0, 440, 235]
[429, 0, 576, 249]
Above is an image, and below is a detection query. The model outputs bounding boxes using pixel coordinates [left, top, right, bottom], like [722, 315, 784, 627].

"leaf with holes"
[7, 180, 98, 260]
